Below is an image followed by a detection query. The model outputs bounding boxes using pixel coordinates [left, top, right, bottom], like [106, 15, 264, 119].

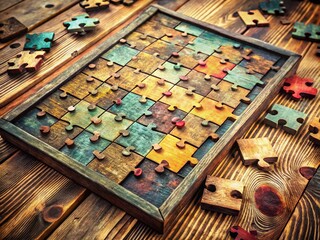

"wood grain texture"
[0, 136, 16, 163]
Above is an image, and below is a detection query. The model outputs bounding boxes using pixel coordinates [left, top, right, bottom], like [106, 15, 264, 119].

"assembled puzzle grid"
[0, 6, 301, 233]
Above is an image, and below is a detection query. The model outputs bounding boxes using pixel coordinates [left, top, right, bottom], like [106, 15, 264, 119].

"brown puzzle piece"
[79, 0, 110, 11]
[201, 175, 244, 215]
[161, 29, 196, 47]
[238, 10, 269, 27]
[240, 53, 276, 75]
[168, 48, 208, 69]
[7, 51, 46, 74]
[309, 117, 320, 145]
[127, 51, 164, 74]
[143, 39, 182, 60]
[213, 45, 252, 64]
[125, 31, 156, 50]
[0, 17, 27, 43]
[83, 58, 121, 81]
[136, 20, 176, 39]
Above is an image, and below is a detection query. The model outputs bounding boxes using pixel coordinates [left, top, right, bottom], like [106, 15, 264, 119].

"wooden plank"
[0, 0, 23, 12]
[0, 136, 16, 163]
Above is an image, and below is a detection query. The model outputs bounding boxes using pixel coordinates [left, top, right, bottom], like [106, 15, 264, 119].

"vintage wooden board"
[0, 5, 301, 233]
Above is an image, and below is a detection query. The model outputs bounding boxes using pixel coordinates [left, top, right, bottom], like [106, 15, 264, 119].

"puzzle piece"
[207, 80, 251, 108]
[186, 37, 220, 55]
[237, 137, 278, 170]
[152, 61, 190, 84]
[213, 45, 252, 64]
[223, 65, 264, 90]
[259, 0, 286, 15]
[283, 75, 318, 100]
[230, 226, 258, 240]
[61, 130, 110, 165]
[80, 0, 110, 11]
[201, 175, 244, 215]
[63, 14, 99, 34]
[83, 58, 121, 81]
[61, 100, 104, 130]
[238, 10, 269, 27]
[127, 51, 164, 74]
[125, 31, 156, 51]
[195, 56, 235, 79]
[161, 29, 196, 47]
[116, 122, 165, 156]
[168, 48, 208, 69]
[24, 32, 55, 51]
[136, 20, 175, 39]
[0, 17, 27, 43]
[160, 85, 203, 112]
[109, 92, 154, 121]
[143, 40, 182, 60]
[292, 22, 320, 42]
[102, 44, 139, 66]
[309, 117, 320, 145]
[175, 22, 204, 36]
[7, 51, 46, 75]
[199, 31, 239, 46]
[264, 103, 307, 134]
[151, 13, 181, 28]
[171, 114, 219, 147]
[147, 134, 198, 173]
[191, 97, 238, 126]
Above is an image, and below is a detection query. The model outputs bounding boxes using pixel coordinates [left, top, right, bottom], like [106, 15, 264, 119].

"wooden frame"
[0, 5, 301, 233]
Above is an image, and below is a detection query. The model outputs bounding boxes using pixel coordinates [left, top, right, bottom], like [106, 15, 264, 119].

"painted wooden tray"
[0, 5, 301, 233]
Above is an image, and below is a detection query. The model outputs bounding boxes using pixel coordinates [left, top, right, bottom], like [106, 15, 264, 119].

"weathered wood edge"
[0, 119, 164, 232]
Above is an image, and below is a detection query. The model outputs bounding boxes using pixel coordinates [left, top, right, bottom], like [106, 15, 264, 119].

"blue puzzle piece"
[102, 44, 139, 66]
[24, 32, 55, 51]
[63, 14, 99, 34]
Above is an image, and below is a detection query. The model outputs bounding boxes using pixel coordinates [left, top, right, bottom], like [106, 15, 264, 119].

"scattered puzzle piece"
[260, 0, 286, 15]
[0, 17, 27, 43]
[102, 44, 139, 66]
[292, 22, 320, 42]
[195, 56, 235, 79]
[264, 103, 306, 134]
[80, 0, 110, 11]
[238, 10, 269, 27]
[24, 32, 55, 51]
[153, 61, 190, 84]
[237, 137, 278, 170]
[230, 226, 258, 240]
[201, 175, 244, 215]
[309, 117, 320, 145]
[147, 134, 198, 173]
[7, 50, 46, 75]
[283, 75, 318, 100]
[63, 14, 99, 34]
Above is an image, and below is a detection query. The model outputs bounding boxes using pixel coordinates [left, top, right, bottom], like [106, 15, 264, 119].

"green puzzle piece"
[259, 0, 286, 15]
[109, 92, 154, 121]
[264, 104, 307, 135]
[63, 14, 99, 34]
[24, 32, 55, 51]
[61, 130, 110, 165]
[61, 100, 104, 130]
[116, 122, 165, 156]
[102, 44, 139, 66]
[223, 65, 264, 90]
[292, 22, 320, 42]
[87, 111, 133, 141]
[186, 37, 220, 55]
[199, 31, 239, 46]
[152, 61, 190, 84]
[175, 22, 204, 36]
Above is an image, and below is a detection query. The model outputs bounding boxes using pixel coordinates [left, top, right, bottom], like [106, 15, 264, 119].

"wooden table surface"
[0, 0, 319, 239]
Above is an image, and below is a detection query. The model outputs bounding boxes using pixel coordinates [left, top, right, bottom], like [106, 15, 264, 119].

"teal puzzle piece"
[102, 44, 139, 66]
[152, 61, 190, 84]
[292, 22, 320, 42]
[186, 37, 220, 55]
[63, 14, 99, 34]
[175, 22, 204, 36]
[199, 31, 239, 46]
[260, 0, 286, 15]
[24, 32, 55, 51]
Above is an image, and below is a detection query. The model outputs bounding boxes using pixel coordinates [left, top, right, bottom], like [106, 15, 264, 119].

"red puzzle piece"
[283, 75, 317, 100]
[230, 226, 258, 240]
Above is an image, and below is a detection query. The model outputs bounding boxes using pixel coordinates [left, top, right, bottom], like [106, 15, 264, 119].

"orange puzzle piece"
[309, 117, 320, 145]
[7, 50, 45, 74]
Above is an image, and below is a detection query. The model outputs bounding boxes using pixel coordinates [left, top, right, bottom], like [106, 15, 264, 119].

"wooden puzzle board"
[0, 5, 301, 233]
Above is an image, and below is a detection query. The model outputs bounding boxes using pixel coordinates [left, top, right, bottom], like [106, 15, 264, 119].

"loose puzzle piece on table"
[127, 51, 164, 74]
[84, 83, 128, 110]
[161, 29, 196, 47]
[201, 175, 244, 215]
[186, 37, 220, 55]
[7, 50, 46, 75]
[61, 130, 110, 165]
[121, 159, 183, 207]
[195, 56, 235, 79]
[191, 97, 238, 126]
[207, 80, 251, 108]
[87, 111, 132, 141]
[151, 13, 181, 28]
[102, 44, 139, 66]
[213, 45, 252, 65]
[292, 22, 320, 42]
[283, 75, 318, 100]
[175, 22, 204, 36]
[264, 103, 307, 134]
[24, 32, 55, 51]
[153, 61, 190, 84]
[171, 114, 219, 147]
[80, 0, 110, 11]
[136, 20, 175, 39]
[109, 92, 154, 121]
[107, 66, 148, 91]
[230, 226, 258, 240]
[238, 10, 269, 27]
[309, 117, 320, 145]
[138, 102, 187, 134]
[168, 47, 208, 69]
[160, 85, 203, 112]
[259, 0, 286, 15]
[83, 58, 121, 81]
[63, 14, 99, 34]
[223, 65, 264, 90]
[237, 137, 278, 170]
[0, 17, 27, 43]
[116, 122, 165, 156]
[132, 75, 174, 101]
[143, 40, 182, 60]
[60, 72, 102, 99]
[88, 143, 143, 183]
[61, 100, 104, 130]
[37, 90, 80, 119]
[147, 134, 198, 173]
[125, 31, 156, 51]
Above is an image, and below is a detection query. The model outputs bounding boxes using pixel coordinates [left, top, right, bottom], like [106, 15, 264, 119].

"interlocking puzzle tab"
[80, 0, 110, 11]
[195, 56, 235, 79]
[213, 45, 252, 65]
[283, 75, 318, 100]
[0, 17, 27, 43]
[24, 32, 55, 51]
[63, 14, 100, 34]
[259, 0, 286, 15]
[237, 137, 278, 171]
[292, 22, 320, 42]
[309, 117, 320, 145]
[7, 51, 46, 75]
[264, 103, 307, 134]
[201, 175, 244, 215]
[238, 10, 269, 27]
